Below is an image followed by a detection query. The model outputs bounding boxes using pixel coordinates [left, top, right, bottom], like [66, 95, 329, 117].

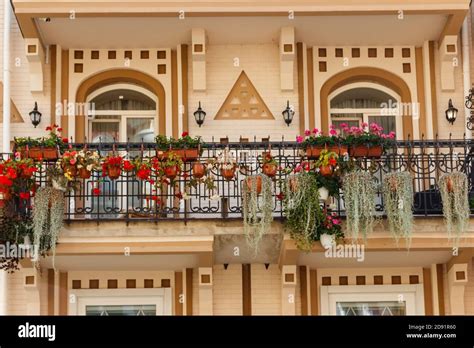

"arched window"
[86, 84, 157, 143]
[329, 83, 402, 138]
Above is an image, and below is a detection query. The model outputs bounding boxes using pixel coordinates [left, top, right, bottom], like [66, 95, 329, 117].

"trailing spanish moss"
[382, 172, 413, 247]
[342, 171, 376, 241]
[33, 187, 65, 268]
[242, 174, 273, 255]
[439, 172, 470, 246]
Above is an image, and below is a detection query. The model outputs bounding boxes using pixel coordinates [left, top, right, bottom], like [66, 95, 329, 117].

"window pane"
[86, 305, 156, 316]
[336, 301, 406, 316]
[330, 87, 396, 109]
[368, 116, 396, 135]
[90, 122, 119, 143]
[127, 118, 155, 142]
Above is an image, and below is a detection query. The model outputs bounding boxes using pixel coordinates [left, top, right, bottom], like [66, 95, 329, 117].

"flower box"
[21, 147, 58, 161]
[349, 145, 383, 158]
[306, 145, 348, 159]
[156, 148, 199, 162]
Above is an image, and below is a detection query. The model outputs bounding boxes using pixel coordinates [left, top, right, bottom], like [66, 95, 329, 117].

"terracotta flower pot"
[220, 167, 236, 181]
[78, 168, 92, 179]
[245, 176, 262, 195]
[328, 145, 348, 156]
[192, 162, 206, 179]
[446, 177, 454, 193]
[262, 163, 278, 177]
[26, 147, 58, 161]
[289, 177, 299, 192]
[349, 145, 383, 158]
[319, 165, 333, 177]
[164, 165, 179, 179]
[305, 146, 324, 159]
[64, 165, 77, 178]
[156, 149, 199, 162]
[108, 166, 122, 180]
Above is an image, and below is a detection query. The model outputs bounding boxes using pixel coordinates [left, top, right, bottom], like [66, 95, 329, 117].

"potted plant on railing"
[14, 124, 67, 161]
[343, 122, 395, 158]
[155, 132, 203, 162]
[317, 210, 344, 249]
[102, 155, 123, 180]
[315, 150, 339, 177]
[161, 152, 183, 180]
[0, 174, 13, 205]
[261, 152, 278, 178]
[76, 149, 101, 179]
[316, 173, 341, 202]
[58, 150, 78, 180]
[217, 147, 237, 181]
[298, 127, 347, 159]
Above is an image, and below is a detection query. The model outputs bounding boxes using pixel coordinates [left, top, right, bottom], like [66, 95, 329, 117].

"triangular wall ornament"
[214, 71, 274, 120]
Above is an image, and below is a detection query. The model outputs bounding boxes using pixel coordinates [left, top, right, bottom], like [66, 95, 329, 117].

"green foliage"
[0, 216, 34, 273]
[283, 172, 324, 251]
[155, 133, 203, 151]
[382, 172, 413, 246]
[342, 171, 376, 241]
[439, 172, 470, 245]
[33, 187, 65, 267]
[242, 175, 273, 254]
[14, 125, 67, 151]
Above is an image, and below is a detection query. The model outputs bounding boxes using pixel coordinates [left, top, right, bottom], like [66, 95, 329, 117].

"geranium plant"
[316, 210, 344, 241]
[298, 127, 341, 148]
[76, 150, 101, 179]
[15, 124, 68, 159]
[102, 155, 123, 180]
[343, 122, 395, 147]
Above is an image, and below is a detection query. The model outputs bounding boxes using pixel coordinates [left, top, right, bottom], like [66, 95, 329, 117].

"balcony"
[5, 138, 474, 224]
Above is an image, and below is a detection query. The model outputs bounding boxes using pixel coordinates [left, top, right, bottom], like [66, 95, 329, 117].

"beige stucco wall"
[188, 43, 300, 142]
[0, 1, 52, 152]
[251, 264, 281, 315]
[213, 264, 243, 315]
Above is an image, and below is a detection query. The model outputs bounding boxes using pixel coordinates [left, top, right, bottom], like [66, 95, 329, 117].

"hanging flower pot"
[318, 187, 329, 201]
[192, 162, 206, 179]
[164, 165, 180, 180]
[245, 176, 262, 195]
[319, 233, 336, 249]
[262, 163, 278, 177]
[289, 176, 299, 192]
[349, 145, 383, 158]
[21, 167, 35, 179]
[78, 167, 92, 179]
[319, 165, 333, 177]
[446, 177, 454, 193]
[220, 167, 236, 181]
[108, 166, 122, 180]
[63, 165, 77, 178]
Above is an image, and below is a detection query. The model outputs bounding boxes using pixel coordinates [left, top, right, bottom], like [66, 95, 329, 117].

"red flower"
[137, 168, 151, 181]
[151, 195, 161, 205]
[123, 160, 135, 172]
[6, 168, 17, 179]
[181, 131, 189, 137]
[46, 126, 52, 131]
[276, 193, 285, 201]
[19, 192, 30, 200]
[53, 124, 59, 128]
[182, 173, 189, 179]
[57, 127, 63, 132]
[175, 192, 183, 200]
[329, 158, 337, 166]
[92, 188, 101, 196]
[0, 176, 13, 187]
[62, 138, 69, 143]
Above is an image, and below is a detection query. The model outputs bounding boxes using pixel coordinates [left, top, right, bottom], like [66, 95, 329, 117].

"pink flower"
[69, 159, 77, 165]
[332, 218, 341, 225]
[339, 123, 348, 129]
[304, 130, 311, 136]
[329, 129, 337, 136]
[361, 122, 368, 128]
[312, 128, 319, 135]
[388, 131, 396, 139]
[296, 136, 304, 143]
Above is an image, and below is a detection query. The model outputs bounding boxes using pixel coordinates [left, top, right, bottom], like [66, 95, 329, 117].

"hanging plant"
[382, 172, 413, 246]
[283, 172, 323, 251]
[242, 174, 273, 254]
[342, 171, 376, 241]
[32, 187, 65, 264]
[439, 172, 470, 244]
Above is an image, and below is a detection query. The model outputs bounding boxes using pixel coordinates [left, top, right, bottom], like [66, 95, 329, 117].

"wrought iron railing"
[5, 138, 474, 223]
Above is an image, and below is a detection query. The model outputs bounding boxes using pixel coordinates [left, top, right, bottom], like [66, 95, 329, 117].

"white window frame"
[328, 82, 403, 139]
[69, 288, 172, 316]
[320, 284, 425, 315]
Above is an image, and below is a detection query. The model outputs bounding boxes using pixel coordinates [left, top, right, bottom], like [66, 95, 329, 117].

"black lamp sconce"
[194, 101, 206, 127]
[29, 102, 42, 128]
[282, 100, 295, 127]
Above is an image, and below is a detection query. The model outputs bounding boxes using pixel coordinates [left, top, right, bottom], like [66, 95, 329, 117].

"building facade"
[1, 0, 474, 316]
